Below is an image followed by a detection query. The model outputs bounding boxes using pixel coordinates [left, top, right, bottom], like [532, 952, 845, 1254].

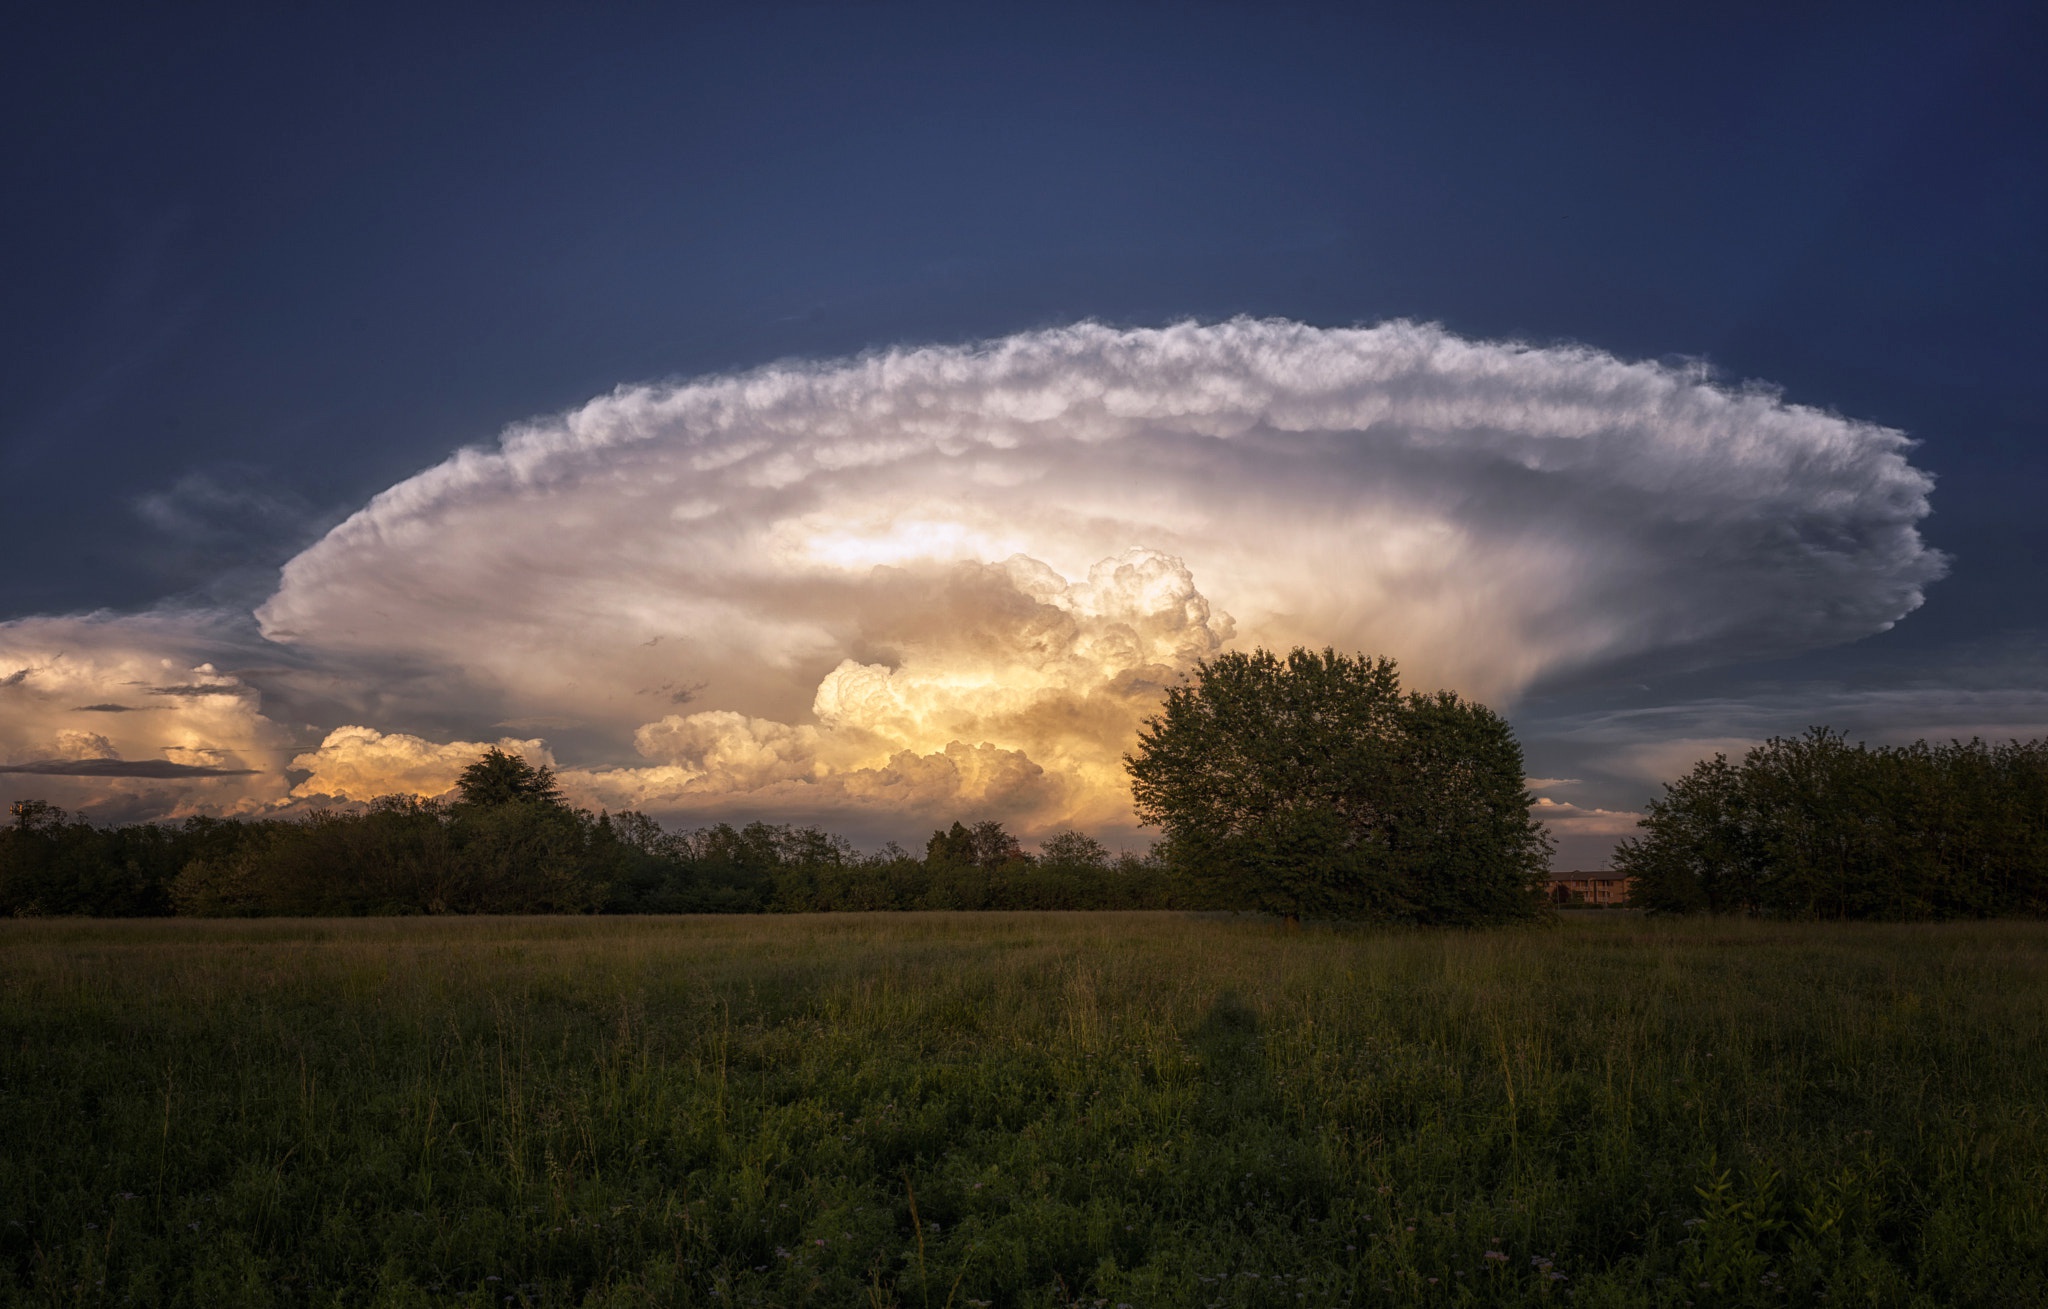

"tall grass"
[2, 915, 2043, 1306]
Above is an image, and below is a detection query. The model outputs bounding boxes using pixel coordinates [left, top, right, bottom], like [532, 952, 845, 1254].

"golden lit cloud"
[2, 319, 1947, 839]
[0, 614, 291, 819]
[288, 727, 553, 804]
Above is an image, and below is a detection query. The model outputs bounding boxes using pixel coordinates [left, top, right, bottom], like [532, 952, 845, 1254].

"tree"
[1617, 729, 2048, 919]
[1037, 829, 1111, 871]
[454, 748, 565, 808]
[1124, 647, 1550, 923]
[925, 820, 1024, 870]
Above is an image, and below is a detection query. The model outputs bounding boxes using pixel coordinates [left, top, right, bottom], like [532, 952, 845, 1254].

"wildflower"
[1484, 1251, 1508, 1262]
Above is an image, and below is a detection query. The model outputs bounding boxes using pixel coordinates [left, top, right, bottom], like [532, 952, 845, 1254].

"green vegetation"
[1619, 729, 2048, 919]
[0, 803, 1173, 919]
[4, 914, 2043, 1306]
[1128, 649, 1550, 924]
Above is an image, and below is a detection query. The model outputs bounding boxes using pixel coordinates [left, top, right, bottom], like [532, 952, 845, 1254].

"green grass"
[2, 914, 2044, 1308]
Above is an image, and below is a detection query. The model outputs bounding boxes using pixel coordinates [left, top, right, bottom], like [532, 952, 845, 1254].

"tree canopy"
[4, 768, 1172, 917]
[454, 748, 565, 808]
[1124, 647, 1550, 923]
[1618, 729, 2048, 918]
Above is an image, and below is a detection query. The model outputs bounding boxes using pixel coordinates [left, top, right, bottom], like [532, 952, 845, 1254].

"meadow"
[1, 914, 2042, 1308]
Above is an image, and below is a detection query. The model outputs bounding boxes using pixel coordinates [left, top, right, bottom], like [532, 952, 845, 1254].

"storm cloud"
[2, 319, 1947, 836]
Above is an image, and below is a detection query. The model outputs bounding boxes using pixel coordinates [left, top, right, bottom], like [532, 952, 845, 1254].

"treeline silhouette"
[19, 730, 2048, 922]
[1619, 729, 2048, 919]
[1, 752, 1172, 917]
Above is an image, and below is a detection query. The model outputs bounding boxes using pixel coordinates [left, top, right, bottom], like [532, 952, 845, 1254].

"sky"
[3, 2, 2044, 866]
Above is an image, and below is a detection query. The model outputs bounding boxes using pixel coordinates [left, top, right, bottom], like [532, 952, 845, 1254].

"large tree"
[1124, 647, 1550, 922]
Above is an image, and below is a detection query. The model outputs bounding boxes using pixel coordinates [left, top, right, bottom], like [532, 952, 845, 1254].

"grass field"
[2, 914, 2044, 1308]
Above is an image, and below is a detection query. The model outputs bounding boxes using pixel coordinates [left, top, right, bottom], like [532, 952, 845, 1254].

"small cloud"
[148, 684, 252, 698]
[0, 759, 259, 778]
[72, 703, 149, 713]
[54, 731, 119, 761]
[1532, 796, 1643, 835]
[1, 669, 29, 688]
[132, 466, 320, 549]
[1524, 777, 1580, 791]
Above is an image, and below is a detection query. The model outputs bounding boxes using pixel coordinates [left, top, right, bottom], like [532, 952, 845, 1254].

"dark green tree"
[1618, 729, 2048, 919]
[453, 748, 565, 808]
[1125, 647, 1550, 923]
[925, 819, 1024, 870]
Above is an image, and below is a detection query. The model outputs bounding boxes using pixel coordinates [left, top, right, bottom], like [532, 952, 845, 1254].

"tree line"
[3, 648, 1556, 923]
[13, 655, 2046, 923]
[1618, 728, 2048, 918]
[1, 752, 1175, 917]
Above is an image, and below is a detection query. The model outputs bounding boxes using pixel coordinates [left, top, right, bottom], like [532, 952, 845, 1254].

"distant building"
[1548, 871, 1633, 907]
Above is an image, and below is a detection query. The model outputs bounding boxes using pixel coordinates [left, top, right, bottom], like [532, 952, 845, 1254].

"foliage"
[1126, 648, 1551, 922]
[3, 770, 1172, 916]
[3, 914, 2043, 1305]
[927, 818, 1025, 869]
[454, 747, 566, 808]
[1618, 728, 2048, 918]
[1, 801, 243, 918]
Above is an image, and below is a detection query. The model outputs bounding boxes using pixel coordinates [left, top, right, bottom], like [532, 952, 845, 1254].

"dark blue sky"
[5, 2, 2046, 856]
[9, 2, 2042, 614]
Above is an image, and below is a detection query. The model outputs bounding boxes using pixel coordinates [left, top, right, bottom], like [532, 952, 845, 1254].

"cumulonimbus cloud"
[3, 319, 1946, 834]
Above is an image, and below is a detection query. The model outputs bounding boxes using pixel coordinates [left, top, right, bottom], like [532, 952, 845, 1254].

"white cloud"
[287, 726, 554, 803]
[3, 319, 1954, 835]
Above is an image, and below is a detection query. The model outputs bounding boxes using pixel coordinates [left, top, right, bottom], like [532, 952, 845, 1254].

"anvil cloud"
[0, 319, 1945, 837]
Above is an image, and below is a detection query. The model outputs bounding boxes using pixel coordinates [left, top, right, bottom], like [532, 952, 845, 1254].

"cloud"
[1530, 796, 1643, 837]
[2, 319, 1953, 836]
[287, 726, 553, 803]
[258, 320, 1943, 722]
[0, 612, 290, 818]
[0, 758, 259, 778]
[129, 466, 335, 605]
